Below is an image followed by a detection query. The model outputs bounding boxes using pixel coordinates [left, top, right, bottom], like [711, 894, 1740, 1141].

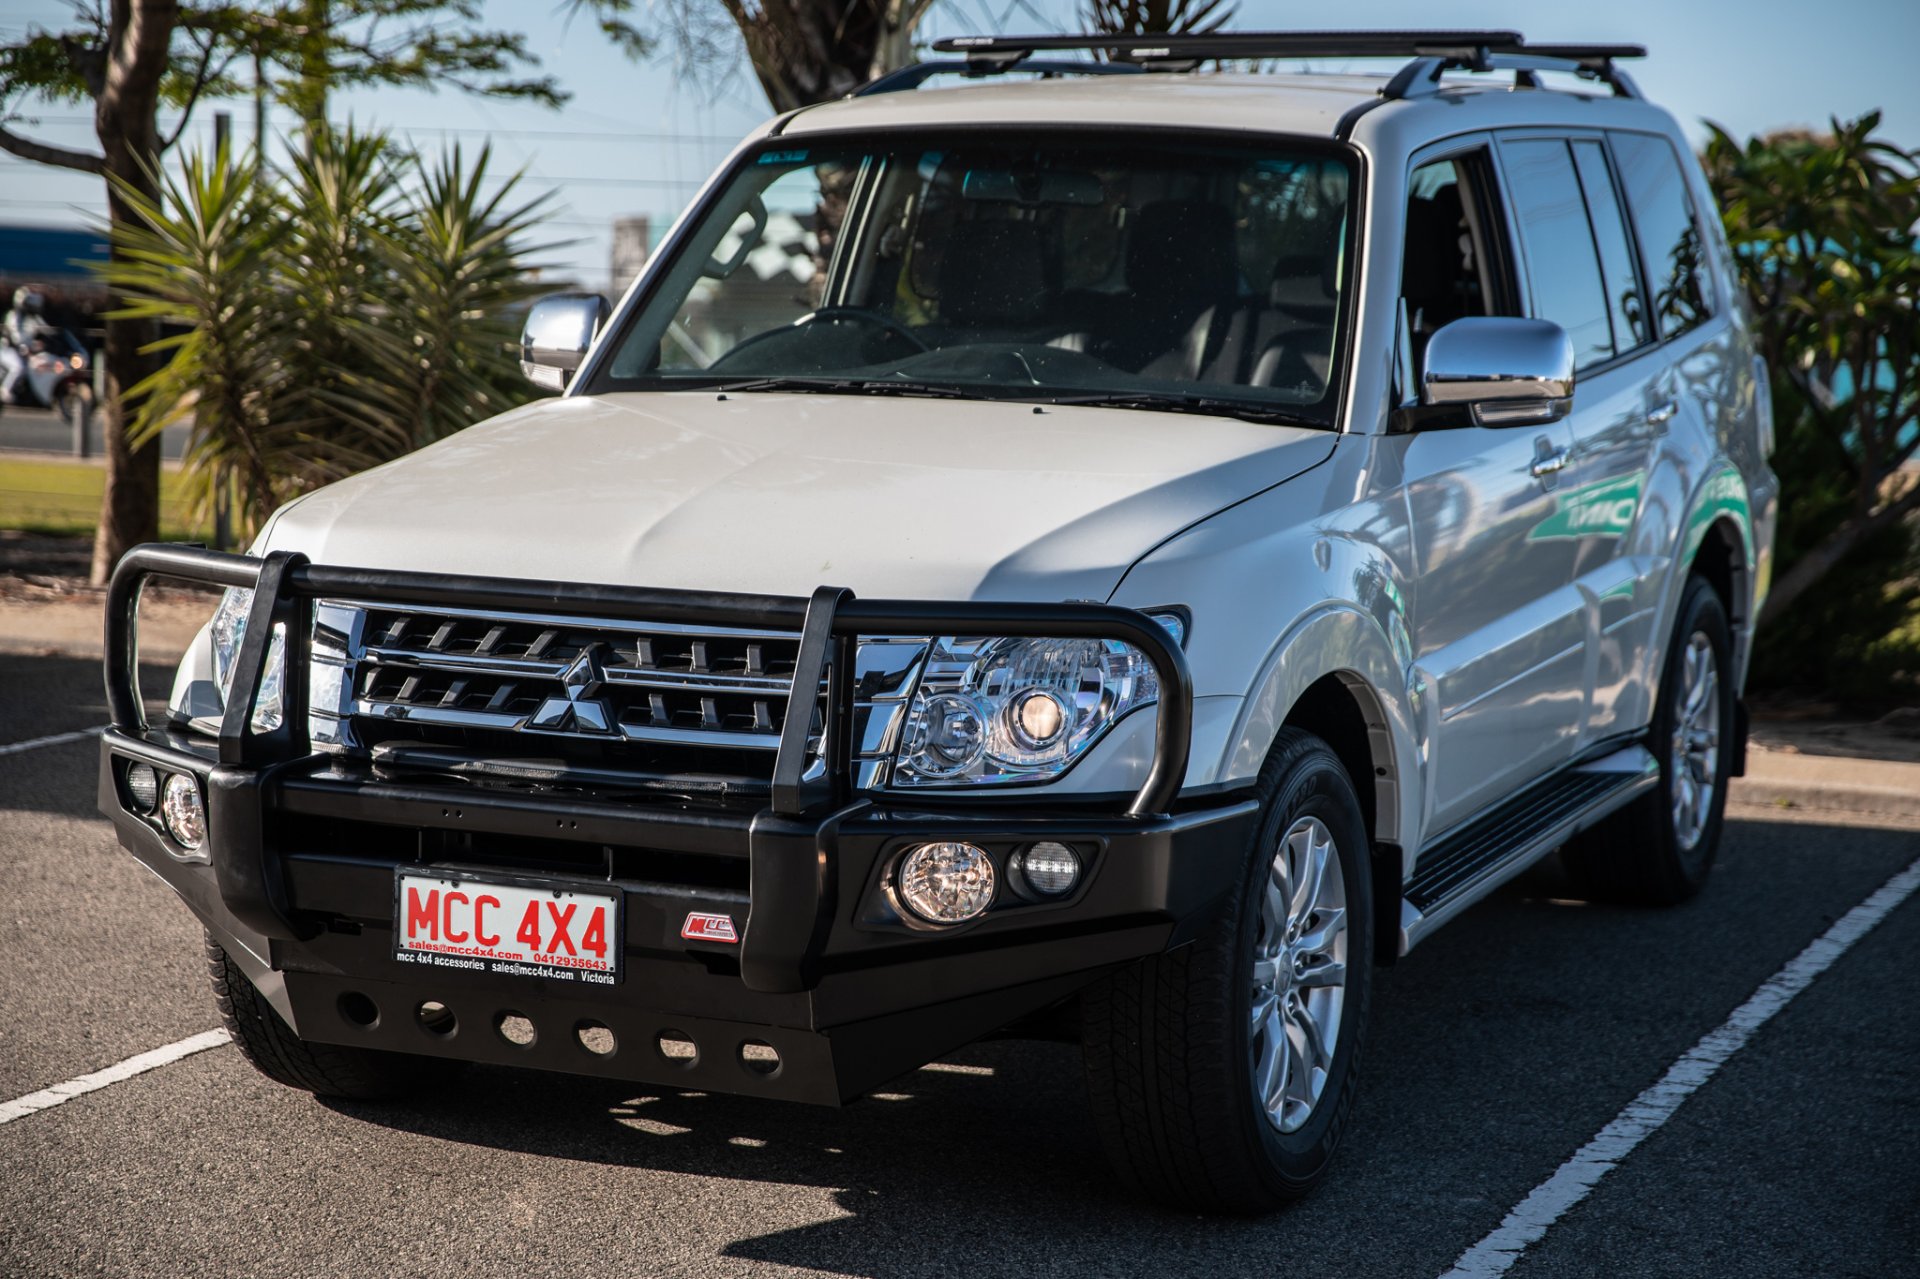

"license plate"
[394, 870, 619, 985]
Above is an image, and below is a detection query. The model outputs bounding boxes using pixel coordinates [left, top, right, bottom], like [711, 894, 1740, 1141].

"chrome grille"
[310, 601, 813, 756]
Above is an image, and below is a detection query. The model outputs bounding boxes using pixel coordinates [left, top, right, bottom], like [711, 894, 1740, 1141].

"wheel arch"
[1222, 605, 1417, 851]
[1667, 464, 1758, 689]
[1218, 603, 1420, 970]
[1280, 670, 1409, 967]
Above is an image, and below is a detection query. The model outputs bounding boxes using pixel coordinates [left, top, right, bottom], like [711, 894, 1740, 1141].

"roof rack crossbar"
[922, 31, 1645, 100]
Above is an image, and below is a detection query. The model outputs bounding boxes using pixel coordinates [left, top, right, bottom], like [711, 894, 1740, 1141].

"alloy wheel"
[1249, 814, 1349, 1134]
[1670, 632, 1721, 852]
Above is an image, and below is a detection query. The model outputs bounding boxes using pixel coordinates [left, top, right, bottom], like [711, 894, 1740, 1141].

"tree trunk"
[1757, 477, 1920, 629]
[87, 0, 179, 585]
[729, 0, 934, 112]
[285, 0, 332, 130]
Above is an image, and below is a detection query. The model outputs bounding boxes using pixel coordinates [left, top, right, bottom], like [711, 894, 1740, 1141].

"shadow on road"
[300, 817, 1920, 1278]
[321, 1036, 1322, 1277]
[308, 861, 1619, 1279]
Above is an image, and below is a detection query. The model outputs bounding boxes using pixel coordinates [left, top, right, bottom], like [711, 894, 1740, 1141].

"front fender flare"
[1218, 603, 1420, 867]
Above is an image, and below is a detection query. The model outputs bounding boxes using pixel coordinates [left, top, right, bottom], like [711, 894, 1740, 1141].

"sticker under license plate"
[394, 871, 619, 985]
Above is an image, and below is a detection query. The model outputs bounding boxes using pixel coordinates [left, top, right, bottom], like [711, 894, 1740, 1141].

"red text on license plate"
[394, 873, 618, 984]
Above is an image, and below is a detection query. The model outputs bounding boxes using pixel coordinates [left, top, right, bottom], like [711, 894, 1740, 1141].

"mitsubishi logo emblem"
[529, 642, 615, 734]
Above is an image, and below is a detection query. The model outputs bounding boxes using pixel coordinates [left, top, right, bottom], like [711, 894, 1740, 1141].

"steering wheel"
[792, 306, 931, 352]
[716, 306, 931, 369]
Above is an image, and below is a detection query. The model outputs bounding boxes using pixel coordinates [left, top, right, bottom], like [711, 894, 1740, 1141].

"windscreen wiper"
[710, 377, 968, 399]
[1041, 391, 1321, 428]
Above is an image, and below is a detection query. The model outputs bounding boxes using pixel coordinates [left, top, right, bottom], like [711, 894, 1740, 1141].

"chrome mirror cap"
[1421, 316, 1575, 427]
[520, 292, 611, 392]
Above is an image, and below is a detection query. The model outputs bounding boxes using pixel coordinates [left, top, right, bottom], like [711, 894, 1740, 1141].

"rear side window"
[1610, 132, 1712, 338]
[1570, 140, 1652, 355]
[1500, 138, 1614, 369]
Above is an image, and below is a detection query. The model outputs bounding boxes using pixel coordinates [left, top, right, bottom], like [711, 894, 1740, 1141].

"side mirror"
[1410, 316, 1575, 429]
[520, 292, 611, 392]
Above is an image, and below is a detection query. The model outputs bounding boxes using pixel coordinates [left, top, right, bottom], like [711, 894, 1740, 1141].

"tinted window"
[1502, 138, 1613, 368]
[1571, 140, 1651, 354]
[1402, 157, 1496, 333]
[1611, 132, 1711, 338]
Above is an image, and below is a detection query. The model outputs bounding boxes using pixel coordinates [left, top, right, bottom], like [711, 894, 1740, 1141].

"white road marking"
[0, 726, 103, 757]
[0, 1029, 230, 1126]
[1440, 851, 1920, 1279]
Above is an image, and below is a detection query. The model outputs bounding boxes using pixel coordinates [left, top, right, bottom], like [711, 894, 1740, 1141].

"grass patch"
[0, 457, 206, 540]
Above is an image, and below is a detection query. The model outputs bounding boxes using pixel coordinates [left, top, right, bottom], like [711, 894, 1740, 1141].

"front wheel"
[1080, 729, 1373, 1212]
[207, 936, 461, 1101]
[1563, 575, 1736, 904]
[56, 381, 92, 434]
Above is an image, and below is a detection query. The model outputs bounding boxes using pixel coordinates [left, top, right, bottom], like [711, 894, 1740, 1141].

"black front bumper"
[100, 545, 1253, 1104]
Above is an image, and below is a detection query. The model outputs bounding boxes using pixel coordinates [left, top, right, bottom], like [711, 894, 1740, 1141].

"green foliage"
[1703, 114, 1920, 701]
[1, 3, 569, 140]
[95, 126, 555, 537]
[359, 143, 557, 450]
[1081, 0, 1237, 36]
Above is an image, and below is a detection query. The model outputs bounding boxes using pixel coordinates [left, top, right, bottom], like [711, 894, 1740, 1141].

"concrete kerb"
[1732, 749, 1920, 820]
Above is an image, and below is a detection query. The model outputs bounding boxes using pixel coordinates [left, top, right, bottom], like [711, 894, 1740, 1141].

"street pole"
[213, 110, 233, 552]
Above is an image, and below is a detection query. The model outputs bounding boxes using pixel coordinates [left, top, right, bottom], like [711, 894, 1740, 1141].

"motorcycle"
[8, 330, 95, 431]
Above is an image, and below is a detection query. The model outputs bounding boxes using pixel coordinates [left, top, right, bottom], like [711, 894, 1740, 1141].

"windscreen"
[597, 133, 1355, 426]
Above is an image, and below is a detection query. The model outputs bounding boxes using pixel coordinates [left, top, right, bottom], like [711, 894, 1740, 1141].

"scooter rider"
[1, 285, 54, 406]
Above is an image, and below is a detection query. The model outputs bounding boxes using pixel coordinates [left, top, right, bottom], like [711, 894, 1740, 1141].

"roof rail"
[921, 30, 1647, 100]
[854, 57, 1143, 97]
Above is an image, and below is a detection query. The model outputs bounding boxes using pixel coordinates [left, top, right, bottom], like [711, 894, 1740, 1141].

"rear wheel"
[207, 935, 460, 1100]
[1080, 729, 1373, 1212]
[1564, 575, 1735, 904]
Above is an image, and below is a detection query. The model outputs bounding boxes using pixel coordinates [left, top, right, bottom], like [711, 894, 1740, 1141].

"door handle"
[1530, 447, 1569, 478]
[1647, 400, 1679, 427]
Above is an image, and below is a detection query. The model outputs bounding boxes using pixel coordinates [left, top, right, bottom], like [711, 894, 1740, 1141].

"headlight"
[210, 587, 252, 695]
[890, 614, 1182, 788]
[251, 623, 287, 732]
[205, 586, 285, 732]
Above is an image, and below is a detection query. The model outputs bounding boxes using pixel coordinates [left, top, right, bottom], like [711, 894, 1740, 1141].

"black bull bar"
[102, 543, 1196, 997]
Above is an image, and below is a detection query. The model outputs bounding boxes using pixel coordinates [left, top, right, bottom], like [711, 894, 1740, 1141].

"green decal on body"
[1683, 467, 1753, 563]
[1528, 471, 1647, 542]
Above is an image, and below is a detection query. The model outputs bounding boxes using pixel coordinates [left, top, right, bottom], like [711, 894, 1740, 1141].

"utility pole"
[212, 109, 233, 551]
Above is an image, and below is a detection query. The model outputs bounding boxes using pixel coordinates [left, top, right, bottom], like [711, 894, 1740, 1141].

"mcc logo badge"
[682, 912, 739, 943]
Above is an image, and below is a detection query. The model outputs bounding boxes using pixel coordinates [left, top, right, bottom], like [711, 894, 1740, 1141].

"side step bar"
[1398, 745, 1659, 955]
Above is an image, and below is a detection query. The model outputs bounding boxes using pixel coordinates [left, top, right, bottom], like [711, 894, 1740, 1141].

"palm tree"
[97, 126, 554, 538]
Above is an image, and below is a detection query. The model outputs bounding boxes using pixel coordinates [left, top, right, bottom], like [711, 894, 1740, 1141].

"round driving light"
[1018, 842, 1081, 896]
[896, 842, 996, 924]
[125, 762, 159, 814]
[161, 774, 206, 850]
[1009, 689, 1067, 749]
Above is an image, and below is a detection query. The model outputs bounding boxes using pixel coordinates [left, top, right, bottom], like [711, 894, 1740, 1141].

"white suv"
[100, 30, 1775, 1211]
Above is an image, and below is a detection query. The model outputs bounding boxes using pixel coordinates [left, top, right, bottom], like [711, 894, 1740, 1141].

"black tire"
[1080, 728, 1374, 1212]
[1563, 575, 1736, 905]
[207, 935, 461, 1100]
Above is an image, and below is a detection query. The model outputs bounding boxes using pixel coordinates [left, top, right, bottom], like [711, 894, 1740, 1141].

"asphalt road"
[0, 403, 187, 460]
[2, 650, 1915, 1278]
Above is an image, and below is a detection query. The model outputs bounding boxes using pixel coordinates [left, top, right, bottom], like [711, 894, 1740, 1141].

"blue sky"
[2, 0, 1916, 291]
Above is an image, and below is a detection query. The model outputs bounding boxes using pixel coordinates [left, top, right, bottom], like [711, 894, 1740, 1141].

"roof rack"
[906, 30, 1645, 100]
[855, 57, 1143, 97]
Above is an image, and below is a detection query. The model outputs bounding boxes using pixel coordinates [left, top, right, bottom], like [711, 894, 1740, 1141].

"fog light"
[896, 842, 995, 924]
[162, 774, 206, 850]
[1017, 841, 1080, 896]
[125, 762, 159, 814]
